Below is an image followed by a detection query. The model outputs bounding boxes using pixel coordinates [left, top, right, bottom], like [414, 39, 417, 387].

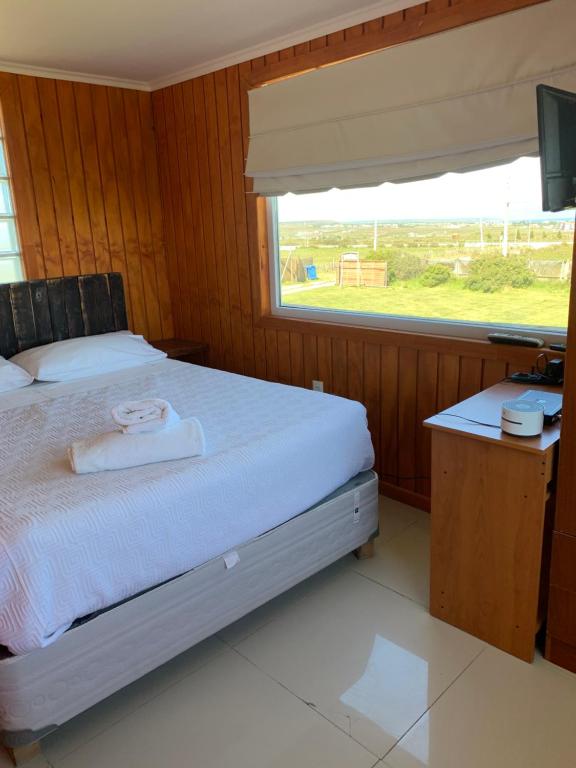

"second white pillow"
[10, 332, 167, 382]
[0, 356, 34, 392]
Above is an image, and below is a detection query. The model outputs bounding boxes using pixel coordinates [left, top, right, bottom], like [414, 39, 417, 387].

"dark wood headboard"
[0, 272, 128, 359]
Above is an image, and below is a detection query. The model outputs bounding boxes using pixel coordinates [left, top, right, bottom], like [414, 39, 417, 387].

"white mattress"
[0, 360, 374, 654]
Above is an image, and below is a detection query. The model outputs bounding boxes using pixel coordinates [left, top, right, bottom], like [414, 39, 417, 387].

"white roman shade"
[246, 0, 576, 196]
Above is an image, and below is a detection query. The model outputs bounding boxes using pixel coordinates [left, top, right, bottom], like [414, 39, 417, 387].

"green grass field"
[282, 279, 570, 329]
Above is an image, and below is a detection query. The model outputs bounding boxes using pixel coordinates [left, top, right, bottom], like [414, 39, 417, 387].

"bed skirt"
[0, 470, 378, 748]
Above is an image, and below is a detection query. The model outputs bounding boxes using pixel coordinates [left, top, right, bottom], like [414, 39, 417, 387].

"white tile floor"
[5, 497, 576, 768]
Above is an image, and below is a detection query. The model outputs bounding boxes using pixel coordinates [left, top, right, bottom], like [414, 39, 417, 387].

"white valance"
[245, 0, 576, 196]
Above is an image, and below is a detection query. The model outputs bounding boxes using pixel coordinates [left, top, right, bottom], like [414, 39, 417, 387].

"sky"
[277, 157, 574, 223]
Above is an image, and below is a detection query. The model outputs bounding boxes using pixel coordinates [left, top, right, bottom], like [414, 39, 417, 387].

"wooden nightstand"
[152, 338, 209, 366]
[424, 381, 562, 662]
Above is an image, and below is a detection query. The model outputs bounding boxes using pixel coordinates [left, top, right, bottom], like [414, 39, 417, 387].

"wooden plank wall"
[151, 0, 551, 509]
[0, 73, 173, 340]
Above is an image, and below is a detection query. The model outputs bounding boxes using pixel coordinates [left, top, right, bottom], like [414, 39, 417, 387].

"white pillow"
[10, 332, 167, 382]
[0, 356, 34, 392]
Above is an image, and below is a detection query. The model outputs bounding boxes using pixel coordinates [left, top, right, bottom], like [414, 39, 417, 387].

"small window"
[0, 132, 23, 284]
[270, 157, 572, 342]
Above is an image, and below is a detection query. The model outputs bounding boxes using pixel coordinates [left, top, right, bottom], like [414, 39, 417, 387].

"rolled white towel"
[69, 418, 206, 474]
[111, 398, 180, 434]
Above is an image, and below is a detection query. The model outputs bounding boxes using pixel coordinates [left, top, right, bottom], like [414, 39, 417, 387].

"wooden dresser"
[425, 382, 561, 662]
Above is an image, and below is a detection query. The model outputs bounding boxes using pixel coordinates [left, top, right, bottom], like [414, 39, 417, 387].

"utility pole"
[480, 218, 484, 249]
[373, 219, 378, 251]
[502, 176, 511, 257]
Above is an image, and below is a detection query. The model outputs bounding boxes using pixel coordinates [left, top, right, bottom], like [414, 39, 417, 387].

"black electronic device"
[518, 389, 563, 425]
[537, 84, 576, 212]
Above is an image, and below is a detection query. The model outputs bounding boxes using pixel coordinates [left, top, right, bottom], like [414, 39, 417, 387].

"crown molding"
[0, 61, 150, 91]
[149, 0, 418, 90]
[0, 0, 420, 93]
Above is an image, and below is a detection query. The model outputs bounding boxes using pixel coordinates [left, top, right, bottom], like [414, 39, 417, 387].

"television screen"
[537, 84, 576, 212]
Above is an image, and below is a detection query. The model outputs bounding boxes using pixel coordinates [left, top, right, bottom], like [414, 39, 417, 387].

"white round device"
[501, 399, 545, 437]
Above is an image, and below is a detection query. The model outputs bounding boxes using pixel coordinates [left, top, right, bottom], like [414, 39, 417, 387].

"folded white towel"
[69, 418, 206, 474]
[111, 398, 180, 434]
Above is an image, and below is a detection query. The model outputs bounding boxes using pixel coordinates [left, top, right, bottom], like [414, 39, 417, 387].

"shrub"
[466, 256, 536, 293]
[386, 253, 427, 282]
[420, 264, 452, 287]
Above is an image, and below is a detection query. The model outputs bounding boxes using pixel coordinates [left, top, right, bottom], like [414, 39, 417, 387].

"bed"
[0, 273, 378, 764]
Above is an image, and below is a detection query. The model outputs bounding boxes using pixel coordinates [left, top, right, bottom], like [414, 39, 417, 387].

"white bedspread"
[0, 360, 374, 654]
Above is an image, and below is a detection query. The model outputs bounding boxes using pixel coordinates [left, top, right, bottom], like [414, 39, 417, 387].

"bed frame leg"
[6, 742, 42, 766]
[354, 539, 375, 560]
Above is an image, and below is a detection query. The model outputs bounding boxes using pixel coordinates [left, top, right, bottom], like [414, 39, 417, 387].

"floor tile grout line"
[349, 566, 429, 610]
[229, 644, 381, 760]
[380, 645, 487, 760]
[44, 643, 230, 762]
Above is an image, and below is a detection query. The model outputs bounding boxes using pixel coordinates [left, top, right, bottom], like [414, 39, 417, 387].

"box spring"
[0, 470, 378, 747]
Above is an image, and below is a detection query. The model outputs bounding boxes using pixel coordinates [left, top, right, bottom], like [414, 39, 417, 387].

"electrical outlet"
[312, 380, 324, 392]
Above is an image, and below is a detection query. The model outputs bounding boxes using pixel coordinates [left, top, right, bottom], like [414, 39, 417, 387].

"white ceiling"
[0, 0, 420, 90]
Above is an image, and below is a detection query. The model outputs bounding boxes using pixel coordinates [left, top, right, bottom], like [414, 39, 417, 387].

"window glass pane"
[276, 157, 572, 332]
[0, 255, 23, 283]
[0, 180, 13, 215]
[0, 141, 7, 178]
[0, 218, 19, 253]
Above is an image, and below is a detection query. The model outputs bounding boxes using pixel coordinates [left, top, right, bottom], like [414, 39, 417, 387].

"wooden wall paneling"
[17, 76, 63, 277]
[347, 340, 364, 404]
[203, 74, 235, 370]
[72, 83, 111, 276]
[36, 79, 80, 276]
[170, 84, 198, 341]
[226, 65, 256, 377]
[415, 350, 439, 496]
[123, 89, 163, 340]
[137, 91, 174, 338]
[458, 356, 484, 401]
[107, 87, 147, 334]
[238, 60, 267, 379]
[90, 87, 128, 285]
[380, 346, 399, 485]
[436, 354, 461, 412]
[192, 77, 225, 364]
[151, 89, 179, 334]
[363, 343, 382, 471]
[289, 332, 304, 387]
[397, 347, 418, 490]
[264, 328, 279, 382]
[302, 333, 318, 389]
[310, 36, 328, 52]
[214, 68, 245, 374]
[276, 330, 291, 384]
[316, 335, 333, 393]
[0, 73, 45, 278]
[55, 81, 97, 278]
[181, 82, 213, 346]
[363, 19, 383, 34]
[345, 24, 365, 41]
[331, 337, 348, 397]
[1, 72, 172, 338]
[482, 358, 508, 388]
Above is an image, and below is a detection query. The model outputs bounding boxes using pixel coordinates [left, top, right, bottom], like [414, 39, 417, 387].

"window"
[271, 157, 572, 342]
[0, 132, 23, 284]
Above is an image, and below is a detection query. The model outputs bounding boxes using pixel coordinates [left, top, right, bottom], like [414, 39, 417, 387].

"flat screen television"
[537, 84, 576, 212]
